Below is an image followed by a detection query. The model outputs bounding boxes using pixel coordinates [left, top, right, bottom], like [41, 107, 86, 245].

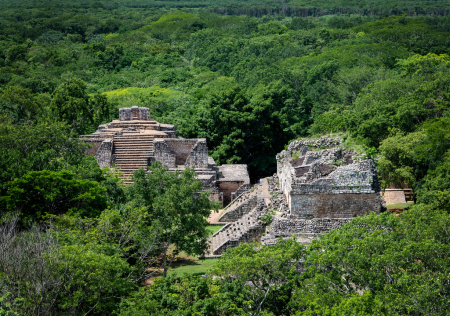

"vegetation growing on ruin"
[1, 0, 450, 314]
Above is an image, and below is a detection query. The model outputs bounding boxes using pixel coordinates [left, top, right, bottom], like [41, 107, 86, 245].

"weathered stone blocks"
[95, 140, 113, 168]
[290, 193, 381, 219]
[153, 138, 209, 168]
[119, 106, 150, 121]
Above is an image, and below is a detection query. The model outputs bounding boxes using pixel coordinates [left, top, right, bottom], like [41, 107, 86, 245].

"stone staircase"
[219, 195, 258, 222]
[218, 183, 261, 222]
[208, 198, 266, 256]
[113, 135, 154, 184]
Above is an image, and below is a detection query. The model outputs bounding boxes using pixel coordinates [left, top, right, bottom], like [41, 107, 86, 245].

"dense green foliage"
[121, 206, 450, 315]
[1, 2, 450, 177]
[1, 0, 450, 314]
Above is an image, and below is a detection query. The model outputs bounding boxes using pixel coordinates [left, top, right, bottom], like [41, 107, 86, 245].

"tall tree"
[126, 162, 220, 277]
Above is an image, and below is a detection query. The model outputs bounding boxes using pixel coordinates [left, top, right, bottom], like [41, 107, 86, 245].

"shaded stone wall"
[270, 216, 352, 236]
[218, 181, 244, 205]
[290, 193, 381, 219]
[199, 175, 218, 192]
[209, 192, 223, 204]
[154, 139, 209, 168]
[85, 140, 102, 156]
[166, 139, 198, 165]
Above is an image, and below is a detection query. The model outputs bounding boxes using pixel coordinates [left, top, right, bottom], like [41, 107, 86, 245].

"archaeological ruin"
[80, 106, 250, 205]
[206, 136, 386, 257]
[81, 112, 386, 257]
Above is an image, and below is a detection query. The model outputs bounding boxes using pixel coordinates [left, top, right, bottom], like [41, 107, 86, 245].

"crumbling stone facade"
[80, 107, 250, 205]
[95, 140, 113, 168]
[277, 137, 384, 219]
[119, 106, 150, 121]
[261, 136, 386, 243]
[153, 138, 209, 169]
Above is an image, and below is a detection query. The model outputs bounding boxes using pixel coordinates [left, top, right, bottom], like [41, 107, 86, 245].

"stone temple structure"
[80, 106, 250, 205]
[262, 136, 386, 243]
[205, 136, 386, 257]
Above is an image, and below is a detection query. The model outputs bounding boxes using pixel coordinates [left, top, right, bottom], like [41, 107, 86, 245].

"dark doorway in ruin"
[165, 140, 199, 166]
[218, 181, 244, 206]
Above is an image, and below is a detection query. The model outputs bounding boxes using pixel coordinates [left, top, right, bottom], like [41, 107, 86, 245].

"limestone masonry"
[80, 106, 250, 206]
[206, 136, 386, 256]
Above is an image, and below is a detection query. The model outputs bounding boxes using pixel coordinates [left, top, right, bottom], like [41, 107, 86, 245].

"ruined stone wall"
[199, 174, 220, 194]
[119, 106, 150, 121]
[290, 193, 381, 219]
[287, 137, 342, 152]
[219, 195, 258, 222]
[95, 140, 113, 168]
[214, 226, 265, 255]
[153, 140, 176, 168]
[277, 153, 296, 204]
[209, 192, 223, 205]
[154, 139, 209, 167]
[138, 107, 150, 121]
[85, 140, 103, 156]
[212, 198, 266, 255]
[165, 139, 200, 165]
[159, 124, 177, 138]
[185, 140, 209, 168]
[270, 216, 351, 236]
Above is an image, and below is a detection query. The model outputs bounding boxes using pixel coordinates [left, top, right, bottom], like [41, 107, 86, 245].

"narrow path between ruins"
[258, 178, 272, 207]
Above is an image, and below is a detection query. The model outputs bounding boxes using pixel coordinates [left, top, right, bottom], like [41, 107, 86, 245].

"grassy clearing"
[206, 225, 224, 235]
[167, 256, 219, 276]
[387, 203, 412, 209]
[165, 225, 223, 276]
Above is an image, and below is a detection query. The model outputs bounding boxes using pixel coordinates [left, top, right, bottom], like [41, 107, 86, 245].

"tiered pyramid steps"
[108, 120, 160, 130]
[113, 135, 154, 184]
[168, 167, 216, 174]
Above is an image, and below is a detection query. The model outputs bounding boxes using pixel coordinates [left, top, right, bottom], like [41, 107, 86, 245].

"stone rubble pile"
[267, 188, 289, 214]
[287, 136, 342, 152]
[268, 174, 282, 194]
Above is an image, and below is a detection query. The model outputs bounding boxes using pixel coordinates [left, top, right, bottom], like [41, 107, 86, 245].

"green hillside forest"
[1, 0, 450, 314]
